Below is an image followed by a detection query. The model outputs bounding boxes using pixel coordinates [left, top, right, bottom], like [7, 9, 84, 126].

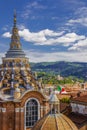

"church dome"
[0, 12, 41, 99]
[32, 113, 78, 130]
[32, 91, 78, 130]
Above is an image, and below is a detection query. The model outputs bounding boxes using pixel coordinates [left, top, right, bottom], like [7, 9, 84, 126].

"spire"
[49, 91, 60, 114]
[5, 11, 26, 58]
[10, 10, 21, 50]
[10, 11, 21, 50]
[14, 9, 17, 27]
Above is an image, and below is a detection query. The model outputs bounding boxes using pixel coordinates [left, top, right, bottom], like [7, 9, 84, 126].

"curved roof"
[32, 113, 78, 130]
[0, 13, 41, 99]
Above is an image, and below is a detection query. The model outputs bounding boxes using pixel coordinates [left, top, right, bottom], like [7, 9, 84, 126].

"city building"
[0, 12, 86, 130]
[71, 95, 87, 114]
[32, 92, 78, 130]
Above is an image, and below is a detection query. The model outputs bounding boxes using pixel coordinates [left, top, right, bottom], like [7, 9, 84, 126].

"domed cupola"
[32, 92, 78, 130]
[0, 12, 41, 99]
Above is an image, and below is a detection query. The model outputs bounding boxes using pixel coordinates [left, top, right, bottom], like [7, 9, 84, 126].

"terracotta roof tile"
[68, 112, 87, 128]
[71, 95, 87, 103]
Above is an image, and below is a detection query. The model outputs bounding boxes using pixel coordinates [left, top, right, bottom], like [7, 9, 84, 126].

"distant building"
[57, 74, 64, 80]
[71, 95, 87, 115]
[70, 95, 87, 130]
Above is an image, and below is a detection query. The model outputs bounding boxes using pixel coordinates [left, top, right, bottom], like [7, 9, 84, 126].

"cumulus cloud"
[67, 18, 87, 26]
[2, 28, 86, 49]
[1, 27, 87, 62]
[19, 29, 66, 45]
[68, 38, 87, 51]
[54, 33, 85, 46]
[67, 7, 87, 27]
[19, 30, 85, 47]
[2, 28, 65, 45]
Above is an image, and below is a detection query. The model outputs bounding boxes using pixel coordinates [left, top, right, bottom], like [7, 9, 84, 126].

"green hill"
[30, 61, 87, 81]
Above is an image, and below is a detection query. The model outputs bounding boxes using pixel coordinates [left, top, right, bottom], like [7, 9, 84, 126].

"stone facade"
[71, 103, 87, 114]
[70, 95, 87, 130]
[0, 90, 49, 130]
[71, 95, 87, 115]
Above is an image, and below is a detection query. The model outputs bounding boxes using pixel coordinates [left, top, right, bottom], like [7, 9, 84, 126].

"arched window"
[25, 98, 40, 128]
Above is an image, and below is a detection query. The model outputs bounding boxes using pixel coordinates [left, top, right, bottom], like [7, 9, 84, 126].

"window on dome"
[25, 99, 39, 128]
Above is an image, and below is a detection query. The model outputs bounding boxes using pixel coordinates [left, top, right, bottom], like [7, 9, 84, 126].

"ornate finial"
[49, 91, 60, 114]
[14, 9, 17, 27]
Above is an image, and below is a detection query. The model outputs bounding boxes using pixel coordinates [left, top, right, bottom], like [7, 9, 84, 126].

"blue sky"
[1, 0, 87, 62]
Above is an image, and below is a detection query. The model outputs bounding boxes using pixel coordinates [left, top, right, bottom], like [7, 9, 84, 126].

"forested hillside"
[30, 61, 87, 81]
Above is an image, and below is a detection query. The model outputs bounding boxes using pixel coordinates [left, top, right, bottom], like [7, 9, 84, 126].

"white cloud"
[18, 24, 26, 30]
[19, 29, 65, 45]
[75, 7, 87, 17]
[67, 7, 87, 27]
[0, 47, 87, 63]
[0, 53, 5, 63]
[19, 29, 85, 46]
[54, 33, 85, 46]
[2, 32, 11, 38]
[21, 1, 46, 19]
[25, 50, 87, 63]
[26, 1, 46, 9]
[67, 18, 87, 26]
[68, 38, 87, 51]
[19, 29, 47, 43]
[2, 28, 86, 48]
[0, 49, 87, 63]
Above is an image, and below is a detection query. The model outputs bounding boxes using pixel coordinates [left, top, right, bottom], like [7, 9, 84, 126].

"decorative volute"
[14, 86, 21, 99]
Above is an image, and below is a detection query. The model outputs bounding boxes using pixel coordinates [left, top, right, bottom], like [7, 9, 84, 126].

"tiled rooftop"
[71, 95, 87, 103]
[68, 112, 87, 128]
